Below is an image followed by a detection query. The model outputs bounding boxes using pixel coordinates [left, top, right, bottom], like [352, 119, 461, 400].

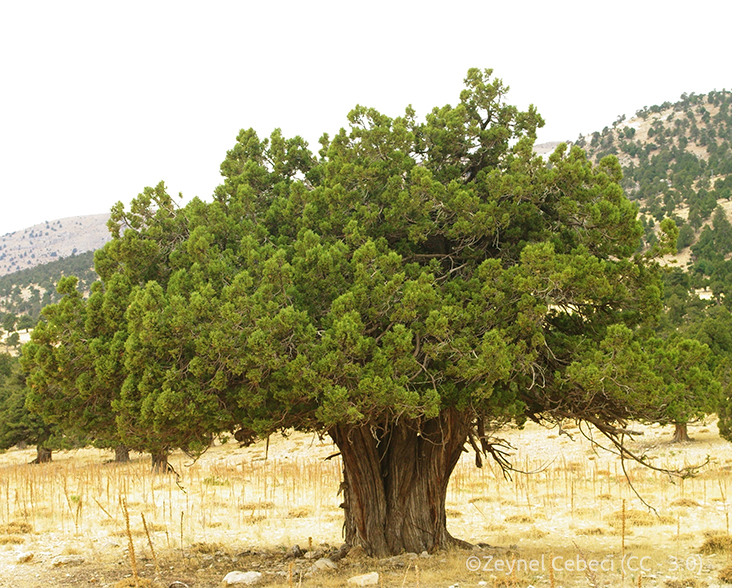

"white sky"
[1, 1, 729, 236]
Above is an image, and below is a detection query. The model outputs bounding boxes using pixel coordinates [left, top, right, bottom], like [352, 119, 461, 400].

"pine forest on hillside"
[580, 90, 732, 297]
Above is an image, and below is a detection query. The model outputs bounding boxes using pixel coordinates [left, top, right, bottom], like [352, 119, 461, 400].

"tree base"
[330, 409, 471, 557]
[114, 445, 130, 463]
[671, 423, 692, 443]
[151, 451, 171, 473]
[30, 447, 52, 464]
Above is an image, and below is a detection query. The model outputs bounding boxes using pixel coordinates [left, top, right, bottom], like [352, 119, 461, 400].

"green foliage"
[648, 335, 720, 427]
[565, 326, 719, 431]
[677, 223, 695, 249]
[25, 69, 677, 461]
[23, 276, 130, 454]
[0, 353, 53, 451]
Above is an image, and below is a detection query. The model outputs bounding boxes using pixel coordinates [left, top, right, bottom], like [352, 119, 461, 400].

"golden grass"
[699, 533, 732, 554]
[670, 498, 701, 507]
[239, 500, 275, 510]
[190, 541, 224, 554]
[112, 579, 160, 588]
[575, 527, 606, 536]
[504, 514, 534, 523]
[111, 528, 147, 537]
[0, 420, 730, 588]
[665, 579, 706, 588]
[0, 521, 32, 533]
[287, 506, 313, 518]
[719, 565, 732, 584]
[607, 509, 655, 527]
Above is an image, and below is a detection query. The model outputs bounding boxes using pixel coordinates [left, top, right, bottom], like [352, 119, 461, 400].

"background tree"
[0, 352, 57, 462]
[648, 335, 720, 442]
[23, 276, 131, 462]
[6, 332, 20, 349]
[2, 313, 16, 334]
[17, 315, 35, 332]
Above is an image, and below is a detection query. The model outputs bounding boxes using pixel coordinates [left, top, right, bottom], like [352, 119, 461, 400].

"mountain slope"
[579, 90, 732, 269]
[0, 251, 97, 320]
[0, 213, 111, 278]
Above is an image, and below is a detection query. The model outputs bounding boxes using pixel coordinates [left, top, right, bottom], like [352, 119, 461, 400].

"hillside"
[0, 214, 110, 336]
[0, 251, 97, 321]
[0, 213, 110, 278]
[579, 89, 732, 277]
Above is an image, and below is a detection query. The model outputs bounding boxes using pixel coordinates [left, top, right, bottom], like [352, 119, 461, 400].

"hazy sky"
[1, 1, 729, 236]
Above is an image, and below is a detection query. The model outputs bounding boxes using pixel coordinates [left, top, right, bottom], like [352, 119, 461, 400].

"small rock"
[337, 543, 351, 559]
[313, 557, 338, 571]
[348, 572, 380, 586]
[169, 583, 190, 588]
[420, 550, 430, 558]
[288, 544, 304, 559]
[16, 552, 34, 563]
[222, 571, 263, 586]
[347, 545, 366, 559]
[52, 555, 85, 567]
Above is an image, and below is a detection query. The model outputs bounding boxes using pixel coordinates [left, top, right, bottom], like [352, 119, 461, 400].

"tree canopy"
[23, 68, 686, 555]
[0, 352, 60, 462]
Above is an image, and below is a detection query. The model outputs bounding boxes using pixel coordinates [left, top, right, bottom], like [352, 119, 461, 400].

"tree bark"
[114, 445, 130, 463]
[672, 422, 691, 443]
[31, 446, 52, 464]
[329, 408, 471, 557]
[151, 451, 170, 473]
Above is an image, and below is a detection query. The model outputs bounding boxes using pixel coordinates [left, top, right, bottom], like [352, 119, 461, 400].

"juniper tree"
[24, 69, 681, 554]
[0, 353, 56, 462]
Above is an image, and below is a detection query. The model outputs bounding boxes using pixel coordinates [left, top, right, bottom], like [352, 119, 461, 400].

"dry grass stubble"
[0, 420, 731, 587]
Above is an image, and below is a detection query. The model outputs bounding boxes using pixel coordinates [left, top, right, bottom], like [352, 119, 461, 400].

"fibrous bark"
[329, 408, 471, 557]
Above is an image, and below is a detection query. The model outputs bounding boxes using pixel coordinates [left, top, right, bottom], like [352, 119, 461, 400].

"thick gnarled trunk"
[329, 408, 470, 557]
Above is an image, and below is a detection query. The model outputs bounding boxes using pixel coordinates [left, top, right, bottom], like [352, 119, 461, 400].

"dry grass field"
[2, 419, 732, 588]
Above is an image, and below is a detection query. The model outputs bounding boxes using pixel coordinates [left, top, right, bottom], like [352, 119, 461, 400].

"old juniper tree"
[27, 69, 675, 555]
